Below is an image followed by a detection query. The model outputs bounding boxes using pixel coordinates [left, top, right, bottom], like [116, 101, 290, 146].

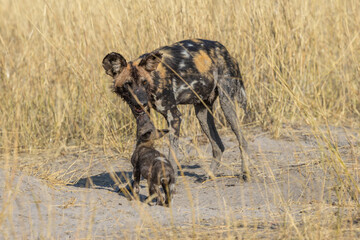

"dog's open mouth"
[134, 105, 147, 114]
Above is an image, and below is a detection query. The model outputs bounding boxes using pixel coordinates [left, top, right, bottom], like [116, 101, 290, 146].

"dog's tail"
[218, 56, 247, 113]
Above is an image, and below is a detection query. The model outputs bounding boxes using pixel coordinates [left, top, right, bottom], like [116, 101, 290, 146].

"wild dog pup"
[131, 113, 175, 206]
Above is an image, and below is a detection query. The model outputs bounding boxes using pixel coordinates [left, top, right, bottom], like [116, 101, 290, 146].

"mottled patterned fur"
[103, 39, 249, 180]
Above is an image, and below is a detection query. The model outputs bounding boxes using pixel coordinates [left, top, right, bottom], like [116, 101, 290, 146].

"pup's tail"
[161, 176, 175, 192]
[161, 174, 175, 201]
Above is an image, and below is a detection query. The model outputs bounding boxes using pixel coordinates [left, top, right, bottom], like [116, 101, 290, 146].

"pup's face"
[102, 52, 162, 117]
[136, 113, 169, 143]
[139, 128, 170, 143]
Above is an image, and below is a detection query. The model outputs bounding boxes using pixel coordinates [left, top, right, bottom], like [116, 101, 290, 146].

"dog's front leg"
[165, 107, 182, 177]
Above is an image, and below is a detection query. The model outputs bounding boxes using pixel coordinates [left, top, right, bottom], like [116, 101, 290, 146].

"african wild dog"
[132, 113, 175, 206]
[102, 39, 249, 180]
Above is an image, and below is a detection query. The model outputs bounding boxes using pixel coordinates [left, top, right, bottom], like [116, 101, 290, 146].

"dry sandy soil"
[1, 126, 359, 239]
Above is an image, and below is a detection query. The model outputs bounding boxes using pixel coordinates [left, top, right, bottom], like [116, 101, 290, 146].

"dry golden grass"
[1, 0, 359, 152]
[0, 0, 360, 239]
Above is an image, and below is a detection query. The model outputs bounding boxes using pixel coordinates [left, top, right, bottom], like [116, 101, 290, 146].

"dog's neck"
[135, 139, 154, 149]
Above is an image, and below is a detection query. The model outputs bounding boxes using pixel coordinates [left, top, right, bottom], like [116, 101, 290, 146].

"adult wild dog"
[102, 39, 249, 180]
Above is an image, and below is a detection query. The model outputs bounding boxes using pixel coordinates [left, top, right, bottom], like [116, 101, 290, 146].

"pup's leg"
[149, 181, 164, 206]
[154, 184, 165, 206]
[132, 167, 141, 200]
[161, 181, 172, 206]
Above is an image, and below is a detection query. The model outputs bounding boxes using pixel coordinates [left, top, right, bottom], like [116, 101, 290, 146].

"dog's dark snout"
[133, 89, 148, 107]
[137, 94, 148, 107]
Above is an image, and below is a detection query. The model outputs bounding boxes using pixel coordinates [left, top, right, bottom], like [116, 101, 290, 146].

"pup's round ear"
[139, 52, 163, 72]
[102, 52, 127, 77]
[159, 129, 169, 134]
[154, 129, 169, 139]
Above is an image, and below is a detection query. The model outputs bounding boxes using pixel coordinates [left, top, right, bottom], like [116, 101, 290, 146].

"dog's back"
[132, 144, 173, 183]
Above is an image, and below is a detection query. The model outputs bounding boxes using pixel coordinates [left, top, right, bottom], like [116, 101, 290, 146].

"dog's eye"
[142, 79, 148, 86]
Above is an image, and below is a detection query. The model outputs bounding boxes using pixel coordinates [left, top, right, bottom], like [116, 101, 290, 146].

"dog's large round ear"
[139, 52, 163, 72]
[102, 52, 127, 77]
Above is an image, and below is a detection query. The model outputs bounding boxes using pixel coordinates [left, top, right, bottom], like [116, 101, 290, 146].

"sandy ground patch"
[1, 126, 359, 239]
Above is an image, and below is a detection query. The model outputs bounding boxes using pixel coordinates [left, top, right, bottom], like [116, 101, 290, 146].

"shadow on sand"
[69, 164, 206, 200]
[69, 171, 144, 200]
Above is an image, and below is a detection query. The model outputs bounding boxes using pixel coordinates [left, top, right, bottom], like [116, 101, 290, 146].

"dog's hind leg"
[218, 84, 249, 181]
[149, 182, 165, 206]
[161, 179, 173, 206]
[194, 103, 225, 179]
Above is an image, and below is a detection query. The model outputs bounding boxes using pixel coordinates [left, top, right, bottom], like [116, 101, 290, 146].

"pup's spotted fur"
[132, 113, 175, 206]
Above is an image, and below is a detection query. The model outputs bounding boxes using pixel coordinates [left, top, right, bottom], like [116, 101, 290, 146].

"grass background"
[0, 0, 359, 238]
[1, 0, 359, 152]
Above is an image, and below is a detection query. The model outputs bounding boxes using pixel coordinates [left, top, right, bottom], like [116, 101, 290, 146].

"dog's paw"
[242, 170, 250, 182]
[195, 174, 214, 183]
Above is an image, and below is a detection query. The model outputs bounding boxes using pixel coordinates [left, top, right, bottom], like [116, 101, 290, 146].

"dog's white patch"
[179, 61, 186, 69]
[155, 99, 166, 112]
[156, 156, 168, 163]
[213, 69, 219, 85]
[166, 110, 175, 134]
[190, 80, 199, 88]
[173, 78, 181, 100]
[240, 87, 246, 98]
[190, 80, 206, 91]
[172, 78, 178, 92]
[169, 183, 175, 194]
[210, 69, 218, 93]
[174, 84, 189, 100]
[181, 50, 190, 58]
